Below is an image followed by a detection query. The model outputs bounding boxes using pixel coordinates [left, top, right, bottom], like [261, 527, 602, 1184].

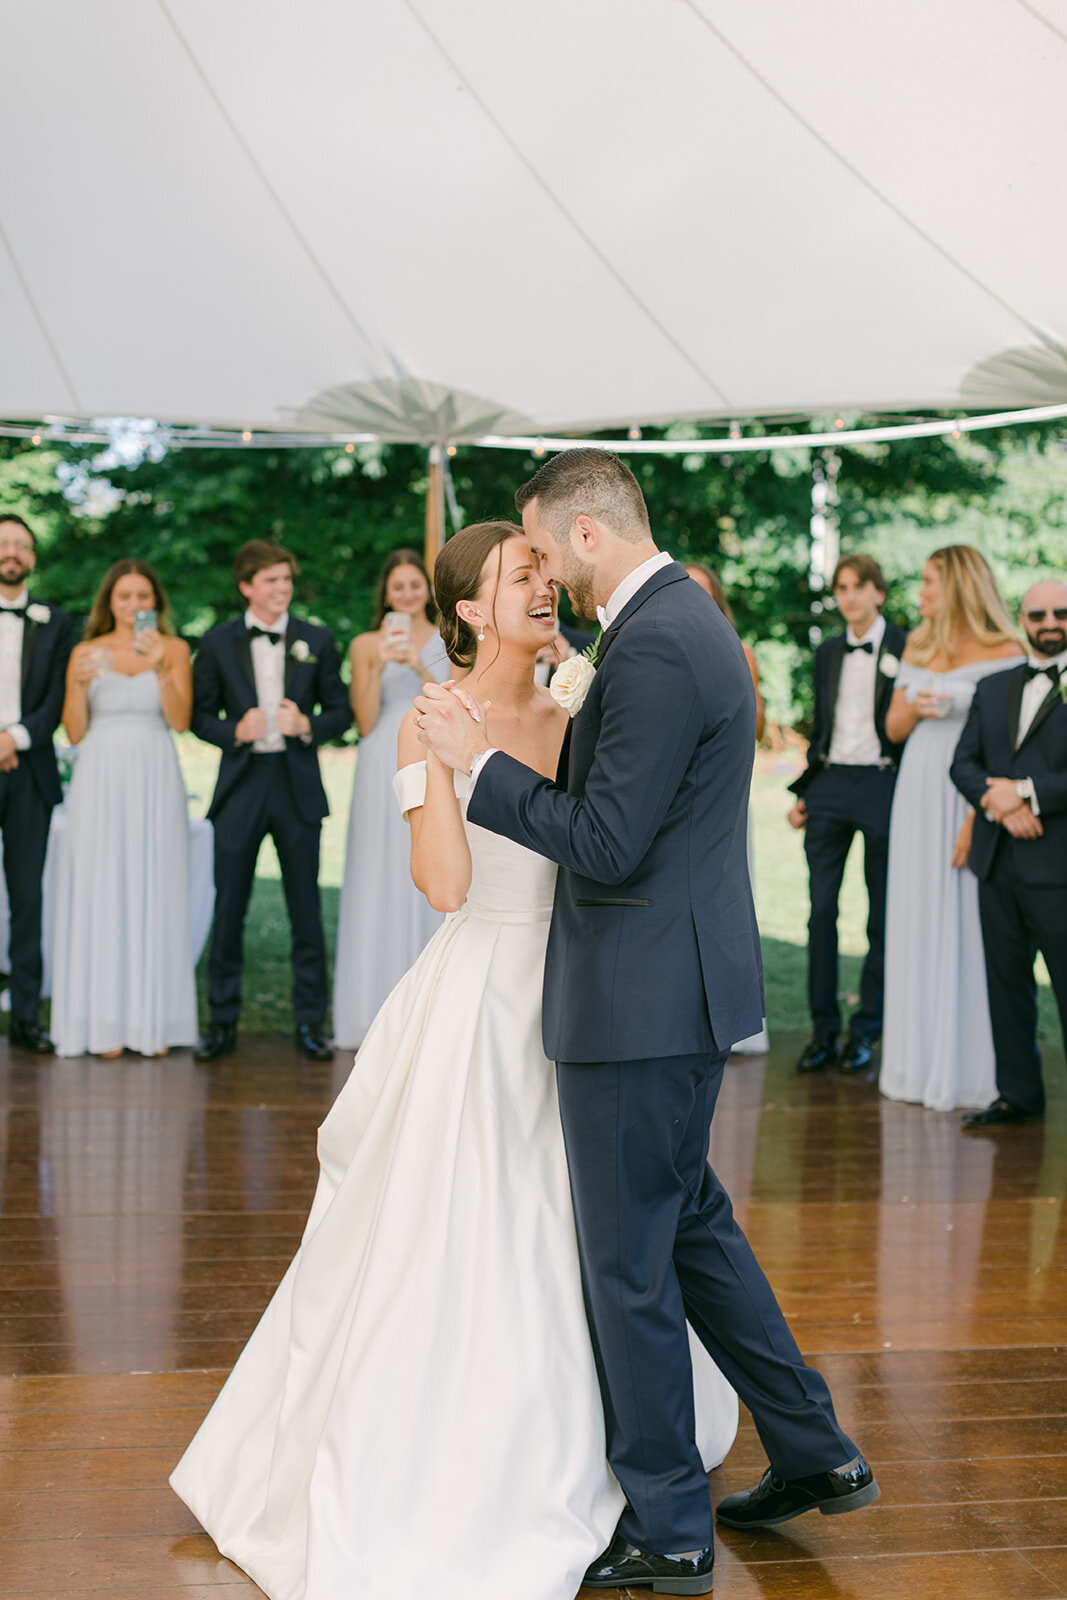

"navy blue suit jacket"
[15, 599, 74, 808]
[950, 662, 1067, 885]
[467, 562, 764, 1062]
[192, 616, 351, 825]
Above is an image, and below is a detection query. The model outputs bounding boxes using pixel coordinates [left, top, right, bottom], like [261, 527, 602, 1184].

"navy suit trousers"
[556, 1049, 855, 1551]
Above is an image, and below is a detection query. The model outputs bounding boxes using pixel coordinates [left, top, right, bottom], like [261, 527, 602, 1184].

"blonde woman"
[879, 546, 1023, 1110]
[52, 559, 197, 1058]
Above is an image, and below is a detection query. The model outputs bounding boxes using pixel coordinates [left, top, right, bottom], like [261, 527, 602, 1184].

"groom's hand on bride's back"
[414, 680, 490, 773]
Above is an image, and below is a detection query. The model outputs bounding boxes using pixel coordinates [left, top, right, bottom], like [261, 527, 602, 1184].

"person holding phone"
[333, 548, 451, 1047]
[879, 545, 1024, 1111]
[52, 558, 197, 1057]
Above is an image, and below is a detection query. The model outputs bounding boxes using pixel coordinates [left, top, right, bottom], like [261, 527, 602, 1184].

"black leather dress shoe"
[796, 1036, 838, 1073]
[294, 1024, 333, 1062]
[8, 1017, 55, 1054]
[194, 1022, 237, 1062]
[961, 1096, 1034, 1129]
[716, 1456, 879, 1529]
[583, 1533, 714, 1594]
[838, 1037, 874, 1074]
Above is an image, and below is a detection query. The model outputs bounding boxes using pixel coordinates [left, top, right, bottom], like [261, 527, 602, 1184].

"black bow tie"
[844, 640, 874, 655]
[1023, 661, 1060, 683]
[249, 626, 283, 645]
[0, 601, 27, 615]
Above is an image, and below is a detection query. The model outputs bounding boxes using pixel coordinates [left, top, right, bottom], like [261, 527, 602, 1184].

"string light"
[628, 424, 641, 441]
[951, 424, 962, 439]
[31, 434, 40, 445]
[533, 438, 546, 457]
[446, 445, 457, 456]
[728, 421, 741, 440]
[242, 430, 252, 442]
[834, 417, 845, 429]
[344, 443, 355, 453]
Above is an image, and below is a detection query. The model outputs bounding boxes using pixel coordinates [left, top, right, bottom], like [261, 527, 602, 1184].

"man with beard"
[0, 515, 73, 1053]
[951, 579, 1067, 1126]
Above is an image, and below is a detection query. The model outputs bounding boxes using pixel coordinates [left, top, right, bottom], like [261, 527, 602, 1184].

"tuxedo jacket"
[467, 562, 764, 1062]
[7, 600, 74, 808]
[788, 622, 908, 798]
[192, 616, 351, 825]
[950, 662, 1067, 885]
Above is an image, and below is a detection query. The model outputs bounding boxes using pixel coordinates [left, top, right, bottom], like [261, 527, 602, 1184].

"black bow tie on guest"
[1023, 661, 1060, 683]
[249, 626, 283, 645]
[844, 640, 874, 655]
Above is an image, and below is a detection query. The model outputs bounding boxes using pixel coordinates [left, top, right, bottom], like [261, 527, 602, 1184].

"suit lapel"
[555, 720, 573, 785]
[283, 626, 297, 695]
[1005, 665, 1026, 750]
[20, 611, 39, 692]
[1017, 679, 1062, 751]
[824, 637, 845, 747]
[233, 622, 255, 697]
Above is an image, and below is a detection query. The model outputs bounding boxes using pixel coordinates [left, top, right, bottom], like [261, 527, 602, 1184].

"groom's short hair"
[233, 539, 300, 593]
[516, 448, 651, 544]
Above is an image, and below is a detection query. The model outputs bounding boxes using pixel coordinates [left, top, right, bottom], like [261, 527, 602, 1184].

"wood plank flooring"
[1, 1031, 1064, 1598]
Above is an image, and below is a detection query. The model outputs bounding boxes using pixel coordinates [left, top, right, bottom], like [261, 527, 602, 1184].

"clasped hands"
[413, 680, 490, 774]
[981, 776, 1043, 839]
[235, 701, 310, 743]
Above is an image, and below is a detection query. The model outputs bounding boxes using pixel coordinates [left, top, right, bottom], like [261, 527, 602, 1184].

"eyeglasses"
[1025, 607, 1067, 622]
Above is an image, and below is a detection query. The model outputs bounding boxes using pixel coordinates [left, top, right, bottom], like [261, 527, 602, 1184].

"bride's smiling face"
[465, 537, 558, 653]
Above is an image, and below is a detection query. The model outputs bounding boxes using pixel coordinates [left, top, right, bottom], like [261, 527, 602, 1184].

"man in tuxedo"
[416, 451, 876, 1594]
[787, 555, 907, 1074]
[0, 514, 73, 1053]
[192, 541, 350, 1062]
[950, 579, 1067, 1127]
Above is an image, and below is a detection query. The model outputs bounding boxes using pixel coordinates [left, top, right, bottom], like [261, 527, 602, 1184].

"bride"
[170, 522, 738, 1600]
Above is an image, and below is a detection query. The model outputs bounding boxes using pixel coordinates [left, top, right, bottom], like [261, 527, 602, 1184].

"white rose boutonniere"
[550, 653, 597, 718]
[289, 639, 316, 664]
[878, 652, 900, 679]
[26, 602, 51, 625]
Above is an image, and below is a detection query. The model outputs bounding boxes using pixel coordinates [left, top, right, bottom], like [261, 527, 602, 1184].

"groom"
[417, 450, 876, 1592]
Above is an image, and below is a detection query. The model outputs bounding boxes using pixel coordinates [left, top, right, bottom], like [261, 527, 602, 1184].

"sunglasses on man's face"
[1025, 607, 1067, 623]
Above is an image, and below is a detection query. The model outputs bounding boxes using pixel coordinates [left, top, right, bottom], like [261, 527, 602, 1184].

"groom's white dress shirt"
[0, 588, 32, 750]
[469, 551, 674, 786]
[827, 614, 886, 767]
[1012, 646, 1067, 816]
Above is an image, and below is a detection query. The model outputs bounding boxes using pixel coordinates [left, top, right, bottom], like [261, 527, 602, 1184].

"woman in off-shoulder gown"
[52, 560, 196, 1058]
[170, 523, 738, 1600]
[879, 546, 1023, 1111]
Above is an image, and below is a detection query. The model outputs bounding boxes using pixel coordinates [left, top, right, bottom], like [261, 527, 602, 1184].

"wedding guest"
[685, 563, 765, 739]
[0, 514, 73, 1054]
[52, 560, 197, 1058]
[787, 555, 906, 1074]
[332, 549, 450, 1049]
[951, 579, 1067, 1126]
[192, 540, 350, 1062]
[879, 545, 1023, 1111]
[687, 562, 768, 1052]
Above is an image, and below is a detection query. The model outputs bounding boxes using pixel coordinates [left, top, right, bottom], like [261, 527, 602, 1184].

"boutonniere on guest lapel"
[1059, 680, 1067, 707]
[26, 603, 51, 625]
[550, 630, 602, 718]
[288, 639, 316, 665]
[878, 652, 900, 679]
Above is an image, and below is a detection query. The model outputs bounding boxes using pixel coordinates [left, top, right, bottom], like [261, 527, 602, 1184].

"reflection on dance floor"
[0, 1031, 1064, 1598]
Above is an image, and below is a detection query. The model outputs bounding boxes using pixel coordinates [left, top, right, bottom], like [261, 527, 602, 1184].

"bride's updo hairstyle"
[433, 520, 522, 668]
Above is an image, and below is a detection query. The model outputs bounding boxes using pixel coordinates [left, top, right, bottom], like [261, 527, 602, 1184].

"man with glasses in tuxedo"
[950, 579, 1067, 1126]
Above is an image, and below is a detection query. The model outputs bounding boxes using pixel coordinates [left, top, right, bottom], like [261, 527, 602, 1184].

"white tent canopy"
[3, 0, 1067, 443]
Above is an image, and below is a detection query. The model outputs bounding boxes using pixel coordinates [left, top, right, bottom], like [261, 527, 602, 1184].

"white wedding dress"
[171, 763, 738, 1600]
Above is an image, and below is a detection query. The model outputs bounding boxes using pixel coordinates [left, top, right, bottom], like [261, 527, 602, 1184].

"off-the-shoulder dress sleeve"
[393, 761, 428, 818]
[896, 660, 929, 703]
[392, 761, 471, 818]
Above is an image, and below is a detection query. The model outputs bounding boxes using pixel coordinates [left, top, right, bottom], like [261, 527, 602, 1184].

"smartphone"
[134, 608, 157, 637]
[383, 611, 411, 650]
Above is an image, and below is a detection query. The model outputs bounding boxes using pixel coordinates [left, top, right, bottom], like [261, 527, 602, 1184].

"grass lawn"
[175, 737, 1059, 1043]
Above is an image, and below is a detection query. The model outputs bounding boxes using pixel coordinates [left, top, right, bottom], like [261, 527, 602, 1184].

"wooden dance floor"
[1, 1031, 1065, 1599]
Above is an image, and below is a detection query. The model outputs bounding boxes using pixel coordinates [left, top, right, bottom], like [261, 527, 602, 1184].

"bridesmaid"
[332, 549, 450, 1048]
[879, 545, 1023, 1110]
[52, 559, 197, 1058]
[685, 562, 768, 1053]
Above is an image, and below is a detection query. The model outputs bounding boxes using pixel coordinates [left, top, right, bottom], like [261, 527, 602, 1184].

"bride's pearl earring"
[477, 627, 485, 641]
